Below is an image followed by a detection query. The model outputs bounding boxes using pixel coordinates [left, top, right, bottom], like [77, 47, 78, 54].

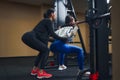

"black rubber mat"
[0, 56, 111, 80]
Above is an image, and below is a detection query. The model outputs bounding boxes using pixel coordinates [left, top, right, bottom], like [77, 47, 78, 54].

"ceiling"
[6, 0, 54, 6]
[4, 0, 88, 13]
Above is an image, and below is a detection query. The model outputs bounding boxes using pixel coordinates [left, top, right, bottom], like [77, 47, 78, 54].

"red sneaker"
[31, 68, 39, 76]
[37, 70, 52, 79]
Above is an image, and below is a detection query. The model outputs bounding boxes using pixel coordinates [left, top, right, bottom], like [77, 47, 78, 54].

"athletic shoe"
[58, 65, 67, 70]
[85, 71, 91, 75]
[31, 68, 39, 76]
[37, 70, 52, 79]
[77, 69, 91, 76]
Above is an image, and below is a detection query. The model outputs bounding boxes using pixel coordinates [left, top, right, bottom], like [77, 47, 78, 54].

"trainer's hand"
[49, 37, 55, 42]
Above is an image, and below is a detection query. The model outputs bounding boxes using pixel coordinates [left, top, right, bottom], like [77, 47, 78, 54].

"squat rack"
[51, 0, 111, 80]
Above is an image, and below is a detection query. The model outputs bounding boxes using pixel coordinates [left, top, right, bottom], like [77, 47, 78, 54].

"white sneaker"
[58, 65, 67, 70]
[77, 69, 91, 76]
[84, 71, 91, 76]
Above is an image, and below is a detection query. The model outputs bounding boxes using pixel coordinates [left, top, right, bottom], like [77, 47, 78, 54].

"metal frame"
[86, 0, 111, 79]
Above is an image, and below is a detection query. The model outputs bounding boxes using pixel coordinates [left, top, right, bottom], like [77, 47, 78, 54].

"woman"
[21, 8, 67, 79]
[50, 15, 85, 72]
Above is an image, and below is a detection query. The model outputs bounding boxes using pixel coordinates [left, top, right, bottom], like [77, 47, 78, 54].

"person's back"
[33, 18, 53, 44]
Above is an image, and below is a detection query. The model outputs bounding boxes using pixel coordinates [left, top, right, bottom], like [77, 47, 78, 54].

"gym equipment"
[46, 0, 112, 80]
[77, 0, 111, 79]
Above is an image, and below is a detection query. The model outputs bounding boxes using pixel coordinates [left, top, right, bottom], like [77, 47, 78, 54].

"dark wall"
[111, 0, 120, 80]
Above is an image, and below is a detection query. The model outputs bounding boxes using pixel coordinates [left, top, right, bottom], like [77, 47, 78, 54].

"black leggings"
[22, 31, 49, 69]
